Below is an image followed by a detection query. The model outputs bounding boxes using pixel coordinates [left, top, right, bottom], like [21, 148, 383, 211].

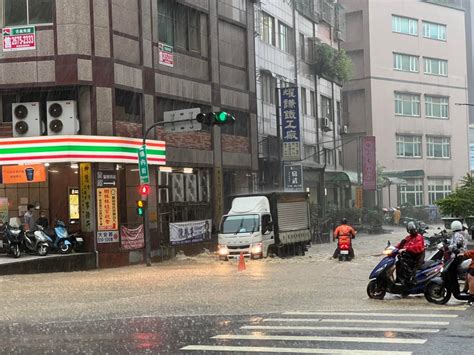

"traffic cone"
[238, 252, 246, 271]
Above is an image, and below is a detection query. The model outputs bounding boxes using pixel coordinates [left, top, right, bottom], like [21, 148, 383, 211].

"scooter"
[23, 226, 50, 256]
[48, 220, 83, 253]
[367, 241, 443, 299]
[424, 251, 472, 304]
[2, 222, 24, 258]
[335, 235, 354, 261]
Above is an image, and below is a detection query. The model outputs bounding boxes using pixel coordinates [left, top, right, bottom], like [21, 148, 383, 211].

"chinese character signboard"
[68, 187, 80, 223]
[284, 164, 303, 190]
[362, 136, 376, 190]
[280, 87, 301, 161]
[80, 163, 93, 232]
[97, 170, 117, 187]
[97, 187, 118, 231]
[2, 164, 46, 184]
[97, 231, 119, 244]
[2, 26, 36, 52]
[355, 186, 363, 209]
[121, 225, 144, 250]
[170, 219, 212, 245]
[138, 145, 149, 184]
[159, 42, 174, 67]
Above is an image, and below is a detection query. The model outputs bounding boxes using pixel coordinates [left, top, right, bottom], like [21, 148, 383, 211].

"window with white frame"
[279, 22, 292, 53]
[261, 12, 275, 46]
[396, 135, 422, 158]
[392, 15, 418, 36]
[428, 178, 451, 204]
[4, 0, 53, 26]
[425, 96, 449, 119]
[423, 21, 446, 41]
[324, 148, 333, 165]
[260, 72, 276, 105]
[393, 53, 419, 72]
[400, 179, 424, 206]
[424, 57, 448, 76]
[427, 136, 450, 158]
[301, 87, 307, 115]
[395, 93, 420, 116]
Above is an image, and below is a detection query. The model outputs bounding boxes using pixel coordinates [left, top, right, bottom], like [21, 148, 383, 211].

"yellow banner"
[97, 187, 118, 231]
[80, 163, 93, 232]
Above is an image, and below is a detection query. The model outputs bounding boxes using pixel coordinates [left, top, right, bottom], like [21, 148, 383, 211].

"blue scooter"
[367, 241, 443, 299]
[42, 220, 74, 254]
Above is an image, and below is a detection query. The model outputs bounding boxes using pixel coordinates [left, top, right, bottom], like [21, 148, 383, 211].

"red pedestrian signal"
[138, 184, 150, 196]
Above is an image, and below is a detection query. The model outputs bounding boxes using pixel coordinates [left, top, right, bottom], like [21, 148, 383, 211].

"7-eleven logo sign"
[2, 28, 10, 36]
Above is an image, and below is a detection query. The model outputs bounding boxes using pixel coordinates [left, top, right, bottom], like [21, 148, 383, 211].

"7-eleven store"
[0, 135, 165, 270]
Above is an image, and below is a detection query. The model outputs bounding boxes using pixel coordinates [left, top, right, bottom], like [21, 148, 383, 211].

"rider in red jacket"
[396, 222, 425, 286]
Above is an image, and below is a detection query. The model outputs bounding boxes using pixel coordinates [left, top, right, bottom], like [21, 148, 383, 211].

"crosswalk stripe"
[180, 345, 412, 355]
[264, 318, 450, 326]
[212, 334, 426, 344]
[180, 345, 412, 354]
[241, 325, 439, 333]
[284, 311, 458, 318]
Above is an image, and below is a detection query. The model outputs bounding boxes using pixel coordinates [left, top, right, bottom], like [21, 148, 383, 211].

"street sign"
[2, 26, 36, 52]
[138, 145, 149, 184]
[96, 170, 117, 187]
[163, 108, 202, 133]
[280, 87, 301, 161]
[284, 164, 303, 190]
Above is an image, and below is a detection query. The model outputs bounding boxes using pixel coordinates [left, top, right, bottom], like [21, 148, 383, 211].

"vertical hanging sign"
[280, 87, 301, 161]
[362, 136, 376, 191]
[80, 163, 93, 232]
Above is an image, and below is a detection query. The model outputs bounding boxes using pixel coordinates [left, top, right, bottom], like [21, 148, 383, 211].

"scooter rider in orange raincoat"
[333, 218, 357, 258]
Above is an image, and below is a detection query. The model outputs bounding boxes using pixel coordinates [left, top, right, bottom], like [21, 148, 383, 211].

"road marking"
[212, 334, 426, 344]
[284, 311, 458, 318]
[264, 318, 450, 326]
[181, 345, 412, 354]
[242, 325, 439, 333]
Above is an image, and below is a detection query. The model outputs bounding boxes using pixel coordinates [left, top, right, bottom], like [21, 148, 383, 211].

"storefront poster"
[170, 219, 212, 245]
[2, 164, 46, 184]
[97, 230, 119, 244]
[0, 197, 8, 224]
[2, 26, 36, 52]
[80, 163, 93, 232]
[121, 225, 144, 250]
[69, 188, 80, 223]
[97, 187, 118, 231]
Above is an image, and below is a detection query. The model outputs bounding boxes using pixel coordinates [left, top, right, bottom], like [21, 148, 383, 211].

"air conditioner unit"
[46, 100, 80, 135]
[198, 170, 210, 202]
[335, 30, 344, 41]
[12, 102, 42, 137]
[185, 174, 198, 202]
[171, 173, 185, 202]
[341, 125, 348, 134]
[158, 188, 169, 203]
[158, 171, 169, 186]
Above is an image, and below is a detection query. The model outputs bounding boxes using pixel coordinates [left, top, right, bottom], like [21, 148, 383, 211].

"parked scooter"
[335, 235, 353, 261]
[47, 220, 84, 253]
[23, 226, 50, 256]
[424, 248, 472, 304]
[2, 222, 24, 258]
[367, 241, 443, 299]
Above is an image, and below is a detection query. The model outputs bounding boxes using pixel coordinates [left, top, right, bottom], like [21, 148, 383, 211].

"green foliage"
[436, 173, 474, 218]
[313, 43, 352, 83]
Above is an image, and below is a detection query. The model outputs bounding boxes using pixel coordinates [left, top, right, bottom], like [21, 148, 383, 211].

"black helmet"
[406, 221, 417, 235]
[341, 218, 348, 225]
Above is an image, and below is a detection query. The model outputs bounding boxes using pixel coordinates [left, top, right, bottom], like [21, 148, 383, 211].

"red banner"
[362, 136, 376, 191]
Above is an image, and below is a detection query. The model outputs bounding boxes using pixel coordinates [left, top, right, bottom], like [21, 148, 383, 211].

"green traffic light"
[137, 207, 144, 216]
[217, 112, 228, 123]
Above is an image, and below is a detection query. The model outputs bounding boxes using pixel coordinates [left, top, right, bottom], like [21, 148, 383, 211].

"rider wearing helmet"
[395, 221, 425, 286]
[449, 220, 467, 254]
[333, 218, 357, 258]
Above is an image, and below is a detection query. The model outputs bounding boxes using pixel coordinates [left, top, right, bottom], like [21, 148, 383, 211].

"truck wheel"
[295, 244, 304, 256]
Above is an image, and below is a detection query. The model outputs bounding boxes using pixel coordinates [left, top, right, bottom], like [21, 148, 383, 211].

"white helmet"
[450, 220, 462, 232]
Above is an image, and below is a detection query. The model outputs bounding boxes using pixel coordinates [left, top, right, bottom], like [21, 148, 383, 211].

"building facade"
[0, 0, 257, 267]
[342, 0, 469, 207]
[255, 0, 352, 210]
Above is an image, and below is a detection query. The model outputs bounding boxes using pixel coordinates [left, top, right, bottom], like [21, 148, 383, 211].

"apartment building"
[342, 0, 469, 207]
[255, 0, 351, 209]
[0, 0, 257, 267]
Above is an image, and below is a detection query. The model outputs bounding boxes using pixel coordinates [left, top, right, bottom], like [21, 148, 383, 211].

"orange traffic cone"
[238, 252, 246, 271]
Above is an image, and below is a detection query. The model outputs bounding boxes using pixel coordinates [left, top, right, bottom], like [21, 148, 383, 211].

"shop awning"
[325, 170, 359, 185]
[382, 176, 407, 185]
[0, 135, 166, 165]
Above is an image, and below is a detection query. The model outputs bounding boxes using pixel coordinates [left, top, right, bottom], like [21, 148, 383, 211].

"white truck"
[218, 192, 312, 260]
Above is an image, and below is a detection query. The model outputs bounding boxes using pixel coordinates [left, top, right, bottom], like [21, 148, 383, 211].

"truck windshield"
[221, 215, 259, 234]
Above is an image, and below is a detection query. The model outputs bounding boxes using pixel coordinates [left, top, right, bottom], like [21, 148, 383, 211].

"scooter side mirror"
[387, 240, 391, 247]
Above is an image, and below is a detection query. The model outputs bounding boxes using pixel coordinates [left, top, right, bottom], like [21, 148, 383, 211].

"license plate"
[75, 237, 83, 242]
[340, 250, 349, 255]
